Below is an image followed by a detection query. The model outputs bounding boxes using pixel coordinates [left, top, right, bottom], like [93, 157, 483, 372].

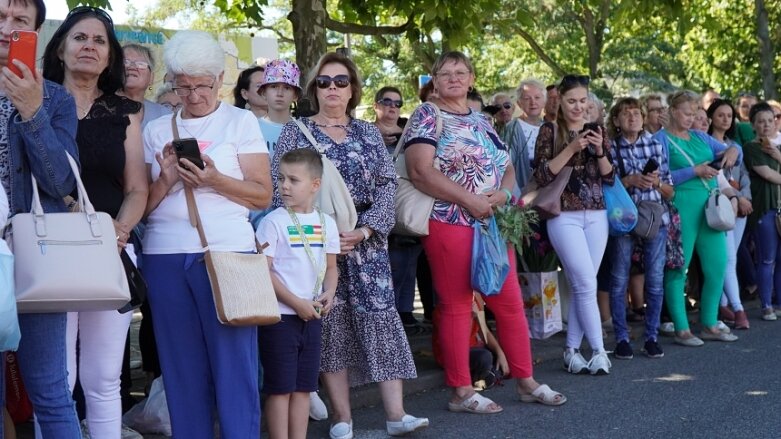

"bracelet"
[359, 227, 371, 241]
[594, 152, 606, 158]
[501, 188, 513, 205]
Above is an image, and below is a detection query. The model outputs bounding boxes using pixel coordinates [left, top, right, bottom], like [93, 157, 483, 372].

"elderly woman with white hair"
[142, 31, 272, 437]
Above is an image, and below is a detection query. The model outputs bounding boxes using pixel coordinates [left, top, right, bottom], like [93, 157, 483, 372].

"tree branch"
[515, 27, 567, 77]
[325, 14, 414, 36]
[253, 24, 294, 44]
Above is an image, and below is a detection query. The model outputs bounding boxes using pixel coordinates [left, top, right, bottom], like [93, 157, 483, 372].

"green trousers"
[664, 188, 727, 331]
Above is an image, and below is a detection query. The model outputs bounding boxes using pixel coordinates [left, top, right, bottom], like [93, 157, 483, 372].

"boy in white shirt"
[256, 148, 339, 439]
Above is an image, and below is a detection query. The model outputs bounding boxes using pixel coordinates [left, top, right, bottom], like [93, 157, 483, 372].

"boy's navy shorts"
[259, 314, 322, 394]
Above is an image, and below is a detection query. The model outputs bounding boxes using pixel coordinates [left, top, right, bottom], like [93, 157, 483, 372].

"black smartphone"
[708, 159, 722, 170]
[581, 122, 600, 134]
[642, 158, 659, 175]
[173, 138, 204, 170]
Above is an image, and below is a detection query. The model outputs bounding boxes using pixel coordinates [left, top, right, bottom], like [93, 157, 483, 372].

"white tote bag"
[9, 153, 130, 312]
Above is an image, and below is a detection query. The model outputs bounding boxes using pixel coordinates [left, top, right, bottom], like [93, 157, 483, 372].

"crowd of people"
[2, 1, 781, 438]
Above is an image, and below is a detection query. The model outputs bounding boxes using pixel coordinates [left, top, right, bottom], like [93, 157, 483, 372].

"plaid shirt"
[611, 131, 672, 214]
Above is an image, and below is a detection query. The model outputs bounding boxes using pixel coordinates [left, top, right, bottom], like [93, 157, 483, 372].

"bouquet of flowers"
[518, 222, 560, 272]
[494, 197, 539, 255]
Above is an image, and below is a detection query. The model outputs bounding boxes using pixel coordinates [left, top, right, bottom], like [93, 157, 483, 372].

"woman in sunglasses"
[42, 6, 149, 437]
[141, 31, 272, 437]
[491, 92, 515, 137]
[373, 86, 405, 148]
[272, 52, 427, 439]
[403, 51, 566, 415]
[653, 90, 740, 345]
[533, 74, 615, 375]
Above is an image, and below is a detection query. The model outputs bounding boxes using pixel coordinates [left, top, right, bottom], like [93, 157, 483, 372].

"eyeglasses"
[160, 102, 183, 112]
[647, 106, 668, 113]
[172, 83, 215, 97]
[315, 75, 350, 89]
[559, 74, 590, 88]
[124, 59, 150, 70]
[377, 98, 403, 108]
[499, 102, 513, 110]
[436, 70, 471, 81]
[65, 6, 114, 27]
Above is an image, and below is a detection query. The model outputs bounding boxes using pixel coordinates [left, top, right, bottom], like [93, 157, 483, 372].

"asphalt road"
[307, 315, 781, 439]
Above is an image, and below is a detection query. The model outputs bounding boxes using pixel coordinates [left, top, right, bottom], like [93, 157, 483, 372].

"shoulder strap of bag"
[293, 118, 326, 153]
[667, 134, 712, 192]
[392, 102, 443, 160]
[171, 112, 210, 251]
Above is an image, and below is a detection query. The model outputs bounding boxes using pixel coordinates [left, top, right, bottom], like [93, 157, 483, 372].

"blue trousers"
[144, 253, 260, 439]
[755, 211, 781, 309]
[608, 225, 668, 343]
[389, 242, 422, 313]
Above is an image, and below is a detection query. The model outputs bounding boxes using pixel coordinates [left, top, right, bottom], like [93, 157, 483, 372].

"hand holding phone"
[7, 30, 37, 78]
[173, 138, 205, 170]
[642, 158, 659, 175]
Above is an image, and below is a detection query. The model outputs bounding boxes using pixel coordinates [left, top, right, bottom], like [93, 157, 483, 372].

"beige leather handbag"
[9, 153, 130, 312]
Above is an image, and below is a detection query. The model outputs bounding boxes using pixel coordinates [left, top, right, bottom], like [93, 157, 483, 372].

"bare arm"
[178, 152, 272, 210]
[317, 253, 338, 315]
[752, 165, 781, 185]
[267, 256, 322, 321]
[115, 112, 149, 243]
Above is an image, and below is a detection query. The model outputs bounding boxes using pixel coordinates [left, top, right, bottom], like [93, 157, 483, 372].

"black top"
[75, 94, 141, 218]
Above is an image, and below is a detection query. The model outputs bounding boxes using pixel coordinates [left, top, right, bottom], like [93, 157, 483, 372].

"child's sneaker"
[642, 339, 664, 358]
[613, 340, 633, 360]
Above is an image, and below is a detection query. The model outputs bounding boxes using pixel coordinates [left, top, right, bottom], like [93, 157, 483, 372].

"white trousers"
[721, 217, 747, 311]
[547, 210, 608, 352]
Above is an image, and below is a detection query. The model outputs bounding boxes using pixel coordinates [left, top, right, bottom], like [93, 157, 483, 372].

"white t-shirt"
[143, 103, 268, 254]
[256, 207, 340, 315]
[518, 118, 542, 160]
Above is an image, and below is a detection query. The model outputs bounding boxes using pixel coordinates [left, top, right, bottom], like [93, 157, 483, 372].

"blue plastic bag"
[604, 175, 638, 236]
[471, 217, 510, 296]
[0, 250, 21, 351]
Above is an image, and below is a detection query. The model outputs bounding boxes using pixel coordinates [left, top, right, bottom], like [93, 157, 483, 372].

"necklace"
[313, 115, 350, 130]
[76, 103, 92, 119]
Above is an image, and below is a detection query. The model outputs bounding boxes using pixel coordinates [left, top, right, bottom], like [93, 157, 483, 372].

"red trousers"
[422, 220, 533, 387]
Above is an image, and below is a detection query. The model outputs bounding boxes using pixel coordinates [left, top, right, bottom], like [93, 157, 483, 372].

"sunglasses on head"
[377, 98, 403, 108]
[65, 6, 114, 27]
[315, 75, 350, 89]
[560, 74, 590, 88]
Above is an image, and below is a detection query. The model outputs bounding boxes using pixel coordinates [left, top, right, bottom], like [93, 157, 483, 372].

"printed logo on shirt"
[197, 140, 213, 152]
[287, 224, 324, 247]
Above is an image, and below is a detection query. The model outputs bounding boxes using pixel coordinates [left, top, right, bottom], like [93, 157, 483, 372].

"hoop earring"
[468, 86, 474, 93]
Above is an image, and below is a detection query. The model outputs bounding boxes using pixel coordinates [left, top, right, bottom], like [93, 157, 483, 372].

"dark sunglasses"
[65, 6, 114, 27]
[315, 75, 350, 89]
[500, 102, 513, 110]
[560, 74, 590, 88]
[377, 98, 403, 108]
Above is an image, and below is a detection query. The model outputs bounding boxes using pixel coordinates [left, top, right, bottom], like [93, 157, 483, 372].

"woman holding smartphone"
[652, 90, 740, 346]
[43, 6, 149, 437]
[533, 74, 614, 375]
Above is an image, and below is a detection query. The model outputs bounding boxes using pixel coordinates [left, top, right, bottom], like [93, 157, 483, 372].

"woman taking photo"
[653, 90, 740, 345]
[43, 7, 148, 437]
[743, 102, 781, 321]
[272, 52, 427, 439]
[534, 74, 614, 375]
[142, 31, 272, 437]
[1, 0, 81, 436]
[707, 99, 751, 329]
[404, 51, 566, 415]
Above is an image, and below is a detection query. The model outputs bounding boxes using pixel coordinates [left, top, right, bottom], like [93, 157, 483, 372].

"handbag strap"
[666, 134, 713, 192]
[293, 118, 327, 154]
[170, 112, 209, 250]
[392, 102, 443, 160]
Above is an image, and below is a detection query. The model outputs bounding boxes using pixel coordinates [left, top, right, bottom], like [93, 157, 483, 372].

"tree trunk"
[288, 0, 327, 85]
[754, 0, 778, 99]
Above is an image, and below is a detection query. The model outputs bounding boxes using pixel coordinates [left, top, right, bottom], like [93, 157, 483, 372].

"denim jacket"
[7, 80, 78, 215]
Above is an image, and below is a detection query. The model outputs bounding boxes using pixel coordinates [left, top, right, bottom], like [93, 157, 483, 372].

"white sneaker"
[386, 414, 429, 436]
[309, 391, 328, 421]
[563, 349, 589, 374]
[588, 351, 612, 375]
[329, 421, 353, 439]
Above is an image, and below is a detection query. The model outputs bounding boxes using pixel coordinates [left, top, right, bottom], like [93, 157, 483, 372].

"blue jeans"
[389, 241, 422, 313]
[17, 313, 80, 438]
[755, 211, 781, 309]
[608, 225, 668, 343]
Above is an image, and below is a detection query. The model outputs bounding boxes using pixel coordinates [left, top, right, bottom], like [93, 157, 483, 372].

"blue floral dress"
[272, 117, 416, 385]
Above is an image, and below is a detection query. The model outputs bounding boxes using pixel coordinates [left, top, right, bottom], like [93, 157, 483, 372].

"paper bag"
[519, 271, 563, 339]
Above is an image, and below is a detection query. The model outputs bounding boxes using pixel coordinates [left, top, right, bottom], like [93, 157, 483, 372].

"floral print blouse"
[533, 122, 614, 212]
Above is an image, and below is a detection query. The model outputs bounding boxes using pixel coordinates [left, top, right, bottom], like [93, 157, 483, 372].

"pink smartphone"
[8, 30, 37, 78]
